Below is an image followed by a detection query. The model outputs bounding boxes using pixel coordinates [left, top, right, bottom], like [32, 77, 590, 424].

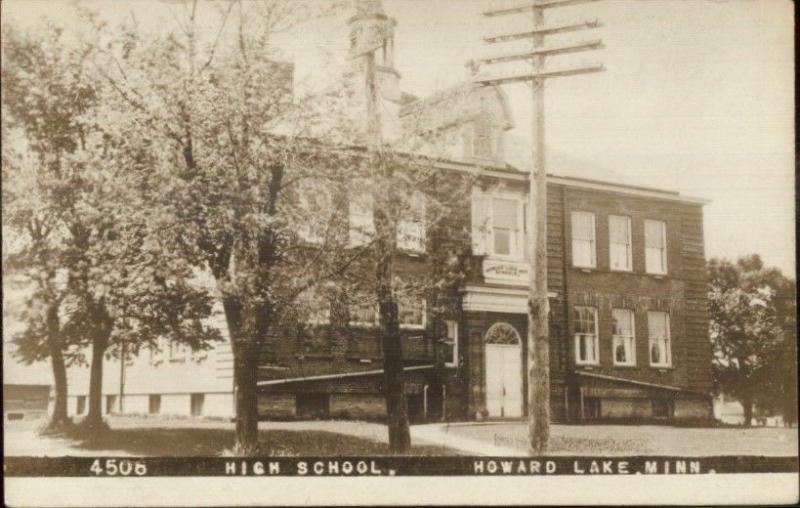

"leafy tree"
[1, 22, 98, 430]
[708, 255, 797, 426]
[2, 18, 222, 431]
[85, 0, 370, 453]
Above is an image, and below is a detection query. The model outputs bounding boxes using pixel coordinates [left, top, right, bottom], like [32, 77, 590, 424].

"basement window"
[149, 394, 161, 415]
[652, 399, 674, 419]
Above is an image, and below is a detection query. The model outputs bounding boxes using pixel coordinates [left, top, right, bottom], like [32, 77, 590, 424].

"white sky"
[3, 0, 795, 277]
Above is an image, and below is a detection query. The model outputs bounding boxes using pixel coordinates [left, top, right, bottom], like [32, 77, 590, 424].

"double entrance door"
[485, 343, 523, 418]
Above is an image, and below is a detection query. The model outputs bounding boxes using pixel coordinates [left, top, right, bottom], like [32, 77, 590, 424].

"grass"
[64, 427, 458, 457]
[447, 422, 799, 456]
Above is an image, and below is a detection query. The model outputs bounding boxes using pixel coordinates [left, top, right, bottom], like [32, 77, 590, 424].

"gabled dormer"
[399, 78, 514, 164]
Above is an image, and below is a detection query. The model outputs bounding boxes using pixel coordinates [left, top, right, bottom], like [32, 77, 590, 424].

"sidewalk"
[411, 423, 528, 456]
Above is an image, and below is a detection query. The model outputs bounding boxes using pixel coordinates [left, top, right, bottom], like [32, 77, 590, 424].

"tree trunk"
[45, 304, 70, 429]
[364, 48, 410, 452]
[221, 295, 262, 455]
[375, 206, 410, 452]
[233, 342, 260, 454]
[83, 333, 108, 428]
[48, 343, 70, 429]
[379, 299, 411, 452]
[742, 398, 754, 427]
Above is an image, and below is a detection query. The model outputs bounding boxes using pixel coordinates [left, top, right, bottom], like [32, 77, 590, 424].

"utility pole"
[475, 0, 605, 453]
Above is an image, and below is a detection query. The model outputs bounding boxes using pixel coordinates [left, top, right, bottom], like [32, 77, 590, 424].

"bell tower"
[348, 0, 402, 103]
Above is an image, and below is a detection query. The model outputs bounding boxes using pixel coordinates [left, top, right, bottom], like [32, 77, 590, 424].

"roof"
[574, 370, 708, 396]
[256, 364, 434, 387]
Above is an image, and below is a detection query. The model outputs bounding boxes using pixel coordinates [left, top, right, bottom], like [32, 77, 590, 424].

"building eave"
[574, 370, 709, 397]
[256, 364, 435, 387]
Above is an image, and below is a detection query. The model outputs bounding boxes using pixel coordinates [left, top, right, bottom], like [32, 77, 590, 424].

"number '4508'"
[90, 459, 147, 476]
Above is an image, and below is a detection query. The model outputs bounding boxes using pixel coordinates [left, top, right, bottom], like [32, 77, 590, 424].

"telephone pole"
[474, 0, 605, 453]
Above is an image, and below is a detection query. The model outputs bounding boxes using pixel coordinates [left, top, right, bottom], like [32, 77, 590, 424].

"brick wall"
[560, 185, 711, 395]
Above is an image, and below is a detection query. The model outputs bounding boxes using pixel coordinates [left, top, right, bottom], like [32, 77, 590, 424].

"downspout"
[423, 384, 429, 420]
[561, 184, 571, 422]
[441, 384, 446, 421]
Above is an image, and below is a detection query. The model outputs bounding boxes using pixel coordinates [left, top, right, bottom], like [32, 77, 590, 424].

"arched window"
[484, 322, 521, 345]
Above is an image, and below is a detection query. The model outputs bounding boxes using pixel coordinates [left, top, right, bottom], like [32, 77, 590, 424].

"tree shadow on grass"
[70, 428, 458, 456]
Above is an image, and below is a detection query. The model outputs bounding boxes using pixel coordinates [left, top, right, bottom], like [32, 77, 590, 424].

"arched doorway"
[484, 323, 523, 418]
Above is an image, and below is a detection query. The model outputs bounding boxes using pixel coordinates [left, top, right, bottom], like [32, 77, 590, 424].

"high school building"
[62, 2, 713, 423]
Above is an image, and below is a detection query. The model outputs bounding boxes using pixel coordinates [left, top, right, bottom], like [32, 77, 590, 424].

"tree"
[85, 0, 368, 453]
[1, 22, 98, 430]
[708, 255, 797, 426]
[2, 18, 223, 431]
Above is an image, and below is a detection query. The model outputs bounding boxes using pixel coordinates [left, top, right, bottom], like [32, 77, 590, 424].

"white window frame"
[574, 306, 599, 366]
[298, 289, 331, 326]
[609, 214, 632, 272]
[397, 191, 427, 254]
[399, 297, 427, 330]
[571, 211, 596, 268]
[150, 337, 165, 365]
[612, 308, 636, 366]
[168, 340, 187, 362]
[648, 311, 672, 367]
[444, 320, 459, 367]
[348, 184, 375, 248]
[295, 178, 333, 245]
[489, 193, 526, 260]
[645, 219, 668, 275]
[348, 299, 378, 329]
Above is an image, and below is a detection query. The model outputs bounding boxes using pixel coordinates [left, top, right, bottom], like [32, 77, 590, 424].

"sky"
[3, 0, 794, 275]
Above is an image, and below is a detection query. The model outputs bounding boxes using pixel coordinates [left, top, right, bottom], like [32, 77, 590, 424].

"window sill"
[398, 249, 427, 258]
[609, 267, 634, 274]
[612, 363, 638, 369]
[650, 365, 673, 371]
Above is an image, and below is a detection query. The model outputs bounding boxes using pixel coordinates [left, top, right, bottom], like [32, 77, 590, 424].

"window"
[169, 341, 186, 362]
[609, 215, 632, 271]
[583, 397, 601, 419]
[298, 289, 331, 325]
[76, 396, 86, 415]
[470, 189, 527, 259]
[612, 309, 636, 366]
[645, 219, 667, 274]
[148, 394, 161, 415]
[348, 190, 374, 247]
[492, 197, 519, 257]
[571, 211, 596, 268]
[444, 320, 459, 367]
[573, 306, 599, 365]
[295, 179, 333, 245]
[397, 191, 426, 253]
[105, 395, 117, 414]
[648, 311, 672, 367]
[190, 393, 205, 417]
[348, 295, 377, 328]
[191, 346, 208, 362]
[150, 337, 165, 364]
[398, 295, 426, 329]
[652, 398, 674, 418]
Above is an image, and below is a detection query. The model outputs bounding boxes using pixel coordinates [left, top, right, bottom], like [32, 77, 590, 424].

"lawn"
[68, 427, 457, 456]
[4, 418, 458, 457]
[443, 422, 799, 456]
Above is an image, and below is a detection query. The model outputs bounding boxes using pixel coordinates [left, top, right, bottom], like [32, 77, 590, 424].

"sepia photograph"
[2, 0, 797, 506]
